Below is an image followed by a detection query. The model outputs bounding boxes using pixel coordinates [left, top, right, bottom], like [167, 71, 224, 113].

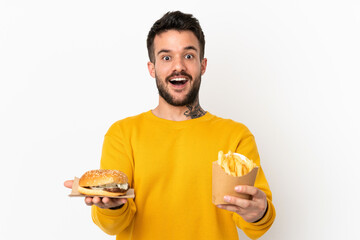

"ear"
[201, 58, 207, 76]
[147, 61, 156, 78]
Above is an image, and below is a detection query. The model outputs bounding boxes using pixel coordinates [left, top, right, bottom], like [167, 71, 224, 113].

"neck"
[152, 97, 206, 121]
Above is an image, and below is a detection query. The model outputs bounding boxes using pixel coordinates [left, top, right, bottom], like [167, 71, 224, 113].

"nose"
[173, 56, 186, 73]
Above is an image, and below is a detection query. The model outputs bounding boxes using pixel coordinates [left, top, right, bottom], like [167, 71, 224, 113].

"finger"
[89, 196, 128, 209]
[64, 180, 73, 189]
[235, 185, 260, 197]
[102, 197, 111, 204]
[93, 197, 108, 209]
[92, 196, 102, 204]
[115, 198, 128, 206]
[110, 198, 127, 205]
[85, 197, 93, 206]
[224, 196, 252, 209]
[110, 198, 127, 209]
[104, 197, 127, 207]
[217, 204, 241, 213]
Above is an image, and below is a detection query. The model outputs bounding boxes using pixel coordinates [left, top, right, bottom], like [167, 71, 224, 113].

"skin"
[64, 30, 268, 222]
[148, 30, 207, 121]
[217, 185, 268, 223]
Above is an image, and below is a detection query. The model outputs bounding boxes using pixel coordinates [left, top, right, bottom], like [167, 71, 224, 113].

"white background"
[1, 0, 359, 239]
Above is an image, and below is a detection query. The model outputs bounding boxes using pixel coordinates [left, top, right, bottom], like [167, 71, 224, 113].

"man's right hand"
[64, 180, 127, 209]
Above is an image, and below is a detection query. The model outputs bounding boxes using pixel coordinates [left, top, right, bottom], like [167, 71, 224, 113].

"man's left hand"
[217, 185, 268, 223]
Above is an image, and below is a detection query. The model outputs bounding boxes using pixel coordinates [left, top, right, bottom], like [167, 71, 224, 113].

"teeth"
[170, 78, 187, 81]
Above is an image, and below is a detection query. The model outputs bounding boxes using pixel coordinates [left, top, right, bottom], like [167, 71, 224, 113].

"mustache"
[166, 71, 192, 82]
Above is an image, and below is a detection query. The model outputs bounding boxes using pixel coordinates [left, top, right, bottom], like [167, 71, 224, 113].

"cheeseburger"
[78, 169, 129, 197]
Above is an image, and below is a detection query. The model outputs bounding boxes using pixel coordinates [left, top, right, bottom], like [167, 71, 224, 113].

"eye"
[162, 56, 171, 61]
[185, 54, 193, 59]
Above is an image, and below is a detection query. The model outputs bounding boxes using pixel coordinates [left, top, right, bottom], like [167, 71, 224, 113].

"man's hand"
[217, 185, 268, 223]
[64, 180, 127, 209]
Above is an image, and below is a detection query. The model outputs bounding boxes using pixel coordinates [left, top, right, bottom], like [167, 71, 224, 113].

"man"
[65, 11, 275, 239]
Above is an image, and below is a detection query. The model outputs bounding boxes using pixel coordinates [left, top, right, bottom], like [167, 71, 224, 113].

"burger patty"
[103, 188, 128, 193]
[84, 183, 129, 193]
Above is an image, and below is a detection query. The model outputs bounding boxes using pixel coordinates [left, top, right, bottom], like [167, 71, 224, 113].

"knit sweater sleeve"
[233, 131, 276, 239]
[91, 121, 136, 235]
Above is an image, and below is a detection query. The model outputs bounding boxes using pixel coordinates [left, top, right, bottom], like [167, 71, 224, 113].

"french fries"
[217, 151, 256, 177]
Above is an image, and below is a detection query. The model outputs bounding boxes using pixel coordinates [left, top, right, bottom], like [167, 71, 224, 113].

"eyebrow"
[157, 49, 170, 55]
[156, 45, 198, 56]
[184, 46, 198, 52]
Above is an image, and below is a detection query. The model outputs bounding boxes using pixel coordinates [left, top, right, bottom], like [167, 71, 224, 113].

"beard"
[155, 71, 201, 107]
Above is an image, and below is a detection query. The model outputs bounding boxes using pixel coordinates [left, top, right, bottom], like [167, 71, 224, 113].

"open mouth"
[169, 77, 188, 86]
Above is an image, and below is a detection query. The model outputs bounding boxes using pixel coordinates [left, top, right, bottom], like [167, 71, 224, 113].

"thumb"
[64, 180, 74, 189]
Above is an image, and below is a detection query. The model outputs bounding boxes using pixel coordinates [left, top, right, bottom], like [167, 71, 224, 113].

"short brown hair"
[147, 11, 205, 63]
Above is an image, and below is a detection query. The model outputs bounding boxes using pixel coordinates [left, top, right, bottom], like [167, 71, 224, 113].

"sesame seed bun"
[78, 169, 129, 197]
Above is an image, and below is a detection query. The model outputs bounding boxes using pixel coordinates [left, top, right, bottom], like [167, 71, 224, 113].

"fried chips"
[217, 151, 257, 177]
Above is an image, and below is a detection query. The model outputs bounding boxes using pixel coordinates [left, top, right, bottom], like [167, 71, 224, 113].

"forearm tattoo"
[184, 104, 206, 119]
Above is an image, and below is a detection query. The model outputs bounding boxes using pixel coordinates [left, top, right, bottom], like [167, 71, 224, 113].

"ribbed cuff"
[96, 202, 129, 216]
[252, 198, 272, 226]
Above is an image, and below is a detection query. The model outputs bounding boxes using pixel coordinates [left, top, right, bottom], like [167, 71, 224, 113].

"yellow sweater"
[92, 111, 275, 239]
